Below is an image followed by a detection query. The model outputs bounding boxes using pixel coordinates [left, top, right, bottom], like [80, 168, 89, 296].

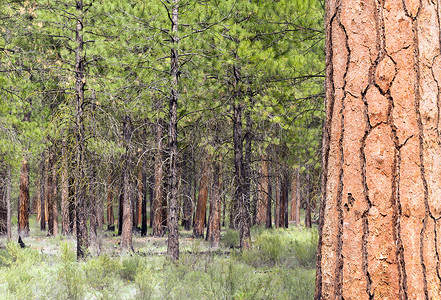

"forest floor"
[0, 217, 317, 300]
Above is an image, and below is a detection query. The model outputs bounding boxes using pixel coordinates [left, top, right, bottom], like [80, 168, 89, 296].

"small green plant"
[120, 255, 141, 281]
[221, 229, 239, 248]
[58, 242, 84, 300]
[135, 267, 155, 299]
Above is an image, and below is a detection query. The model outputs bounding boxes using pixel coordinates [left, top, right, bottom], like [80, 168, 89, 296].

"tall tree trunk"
[152, 120, 165, 237]
[61, 135, 70, 235]
[317, 0, 441, 297]
[18, 158, 30, 236]
[89, 164, 98, 243]
[121, 116, 133, 250]
[118, 181, 123, 236]
[305, 172, 312, 228]
[193, 157, 209, 238]
[207, 159, 221, 248]
[166, 0, 180, 261]
[74, 0, 88, 259]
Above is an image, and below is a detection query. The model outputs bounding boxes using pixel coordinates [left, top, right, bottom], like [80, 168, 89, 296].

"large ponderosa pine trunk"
[317, 0, 441, 298]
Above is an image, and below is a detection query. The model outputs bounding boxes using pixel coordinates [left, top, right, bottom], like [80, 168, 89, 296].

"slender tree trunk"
[18, 158, 30, 236]
[47, 152, 55, 236]
[207, 159, 221, 248]
[194, 157, 209, 238]
[89, 165, 98, 243]
[121, 116, 133, 250]
[74, 0, 88, 259]
[243, 110, 252, 229]
[152, 120, 165, 237]
[141, 163, 148, 236]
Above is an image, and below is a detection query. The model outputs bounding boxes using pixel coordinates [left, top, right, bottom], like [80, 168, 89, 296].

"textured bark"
[194, 157, 209, 238]
[18, 159, 30, 236]
[317, 0, 441, 298]
[121, 116, 133, 250]
[207, 159, 221, 248]
[152, 120, 165, 237]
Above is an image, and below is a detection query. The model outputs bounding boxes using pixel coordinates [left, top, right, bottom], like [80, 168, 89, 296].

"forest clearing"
[0, 216, 317, 299]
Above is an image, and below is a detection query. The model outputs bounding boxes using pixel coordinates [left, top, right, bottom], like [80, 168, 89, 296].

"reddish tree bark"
[290, 168, 300, 225]
[18, 158, 30, 236]
[317, 0, 441, 298]
[194, 157, 209, 238]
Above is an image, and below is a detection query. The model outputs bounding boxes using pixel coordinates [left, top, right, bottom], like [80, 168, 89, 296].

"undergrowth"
[0, 226, 317, 299]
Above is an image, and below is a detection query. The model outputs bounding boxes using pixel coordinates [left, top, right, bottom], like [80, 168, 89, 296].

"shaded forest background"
[0, 0, 324, 261]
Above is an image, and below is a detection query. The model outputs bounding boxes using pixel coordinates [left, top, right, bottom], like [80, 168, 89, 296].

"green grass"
[0, 216, 316, 299]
